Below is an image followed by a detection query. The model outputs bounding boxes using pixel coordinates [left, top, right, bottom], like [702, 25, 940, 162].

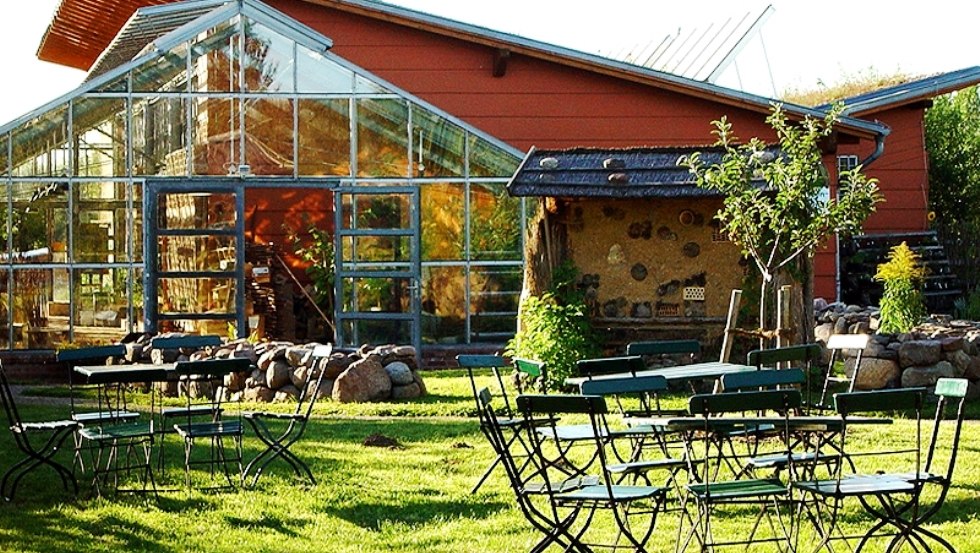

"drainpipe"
[836, 128, 888, 303]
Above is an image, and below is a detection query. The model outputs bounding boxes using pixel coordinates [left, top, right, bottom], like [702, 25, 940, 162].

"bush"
[954, 287, 980, 321]
[875, 242, 926, 334]
[505, 292, 599, 392]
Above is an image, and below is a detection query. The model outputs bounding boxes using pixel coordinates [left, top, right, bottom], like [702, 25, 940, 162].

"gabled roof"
[37, 0, 889, 141]
[821, 67, 980, 116]
[507, 146, 766, 199]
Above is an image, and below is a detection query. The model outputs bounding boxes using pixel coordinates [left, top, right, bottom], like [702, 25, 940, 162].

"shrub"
[505, 292, 599, 392]
[954, 287, 980, 321]
[875, 242, 926, 333]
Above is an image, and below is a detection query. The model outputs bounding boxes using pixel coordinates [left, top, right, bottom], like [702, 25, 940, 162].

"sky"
[0, 0, 978, 123]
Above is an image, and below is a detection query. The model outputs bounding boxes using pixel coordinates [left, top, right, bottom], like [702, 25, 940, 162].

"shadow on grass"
[0, 506, 178, 553]
[323, 492, 511, 531]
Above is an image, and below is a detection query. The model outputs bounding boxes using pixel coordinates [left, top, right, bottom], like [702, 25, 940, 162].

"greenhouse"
[0, 0, 525, 351]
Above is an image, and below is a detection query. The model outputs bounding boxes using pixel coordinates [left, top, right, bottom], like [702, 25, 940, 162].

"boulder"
[244, 385, 276, 403]
[391, 382, 422, 400]
[384, 361, 415, 385]
[846, 357, 900, 390]
[151, 348, 179, 365]
[413, 371, 427, 396]
[274, 384, 301, 402]
[286, 346, 312, 368]
[333, 357, 392, 403]
[325, 354, 354, 379]
[898, 341, 942, 368]
[224, 369, 248, 392]
[833, 317, 849, 334]
[966, 356, 980, 381]
[232, 345, 259, 365]
[813, 297, 829, 312]
[266, 360, 292, 389]
[940, 337, 965, 352]
[257, 347, 283, 371]
[945, 350, 971, 378]
[901, 361, 955, 388]
[392, 345, 416, 358]
[317, 379, 335, 400]
[814, 323, 834, 344]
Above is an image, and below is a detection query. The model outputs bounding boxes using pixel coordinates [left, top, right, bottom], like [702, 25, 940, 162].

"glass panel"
[421, 265, 465, 344]
[470, 266, 521, 342]
[412, 106, 464, 178]
[0, 269, 8, 350]
[159, 318, 232, 336]
[297, 48, 354, 94]
[11, 182, 68, 261]
[158, 192, 236, 230]
[468, 133, 520, 178]
[420, 183, 463, 261]
[340, 236, 412, 265]
[0, 181, 8, 258]
[471, 182, 521, 261]
[132, 182, 143, 262]
[357, 99, 409, 177]
[74, 181, 127, 263]
[192, 97, 239, 175]
[133, 96, 189, 176]
[297, 98, 350, 176]
[73, 268, 129, 345]
[11, 104, 70, 177]
[342, 277, 410, 313]
[92, 72, 129, 93]
[243, 19, 294, 93]
[134, 42, 189, 92]
[244, 98, 293, 176]
[341, 319, 410, 347]
[73, 97, 127, 177]
[13, 268, 70, 349]
[133, 266, 145, 332]
[355, 74, 390, 95]
[158, 235, 236, 271]
[341, 193, 410, 230]
[0, 133, 8, 176]
[158, 277, 236, 314]
[190, 16, 241, 93]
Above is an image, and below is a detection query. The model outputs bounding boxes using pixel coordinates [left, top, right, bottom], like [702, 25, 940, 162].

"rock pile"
[123, 335, 426, 403]
[813, 301, 980, 397]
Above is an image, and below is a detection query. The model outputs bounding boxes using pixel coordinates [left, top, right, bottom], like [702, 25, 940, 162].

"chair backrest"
[581, 374, 668, 417]
[925, 378, 969, 484]
[151, 335, 223, 350]
[720, 368, 805, 392]
[513, 358, 547, 393]
[457, 354, 512, 416]
[517, 394, 607, 416]
[56, 345, 126, 364]
[823, 334, 871, 399]
[747, 343, 822, 368]
[173, 357, 253, 378]
[826, 333, 870, 352]
[296, 344, 333, 419]
[518, 394, 612, 487]
[575, 356, 645, 379]
[688, 388, 802, 416]
[627, 340, 700, 358]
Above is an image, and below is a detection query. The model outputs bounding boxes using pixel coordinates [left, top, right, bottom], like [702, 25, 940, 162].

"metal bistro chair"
[678, 389, 802, 553]
[456, 353, 527, 494]
[517, 393, 668, 553]
[476, 388, 597, 553]
[793, 380, 968, 553]
[172, 357, 252, 490]
[57, 345, 140, 472]
[627, 340, 703, 393]
[0, 361, 79, 501]
[748, 343, 822, 411]
[818, 333, 871, 409]
[242, 344, 332, 487]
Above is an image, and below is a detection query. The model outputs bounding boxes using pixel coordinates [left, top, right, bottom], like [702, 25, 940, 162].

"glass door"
[144, 182, 245, 336]
[335, 185, 420, 352]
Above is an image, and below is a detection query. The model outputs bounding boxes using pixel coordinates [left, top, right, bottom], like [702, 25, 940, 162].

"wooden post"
[776, 284, 792, 351]
[720, 289, 742, 363]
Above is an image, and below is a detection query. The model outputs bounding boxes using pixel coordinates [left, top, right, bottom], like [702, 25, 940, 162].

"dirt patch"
[362, 433, 403, 449]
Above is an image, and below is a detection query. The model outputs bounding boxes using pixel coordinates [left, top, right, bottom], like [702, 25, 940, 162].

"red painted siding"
[244, 187, 333, 273]
[838, 105, 930, 234]
[269, 0, 780, 151]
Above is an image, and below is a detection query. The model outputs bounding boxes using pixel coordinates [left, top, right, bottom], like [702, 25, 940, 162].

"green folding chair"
[517, 393, 667, 552]
[748, 343, 822, 411]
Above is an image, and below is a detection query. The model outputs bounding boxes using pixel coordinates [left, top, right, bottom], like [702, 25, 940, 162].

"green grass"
[2, 370, 978, 552]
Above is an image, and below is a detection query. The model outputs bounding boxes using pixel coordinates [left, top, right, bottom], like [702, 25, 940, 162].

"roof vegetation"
[781, 67, 914, 107]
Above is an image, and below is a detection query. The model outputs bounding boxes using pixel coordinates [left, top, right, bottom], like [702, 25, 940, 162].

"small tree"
[680, 104, 882, 338]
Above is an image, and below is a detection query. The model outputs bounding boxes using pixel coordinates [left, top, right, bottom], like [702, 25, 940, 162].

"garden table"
[566, 361, 756, 390]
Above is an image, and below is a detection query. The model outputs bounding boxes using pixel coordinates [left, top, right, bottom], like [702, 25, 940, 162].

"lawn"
[1, 370, 977, 552]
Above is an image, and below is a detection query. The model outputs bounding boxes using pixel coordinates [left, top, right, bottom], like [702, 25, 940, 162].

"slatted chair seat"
[556, 483, 665, 503]
[687, 477, 788, 501]
[174, 420, 243, 439]
[78, 417, 159, 497]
